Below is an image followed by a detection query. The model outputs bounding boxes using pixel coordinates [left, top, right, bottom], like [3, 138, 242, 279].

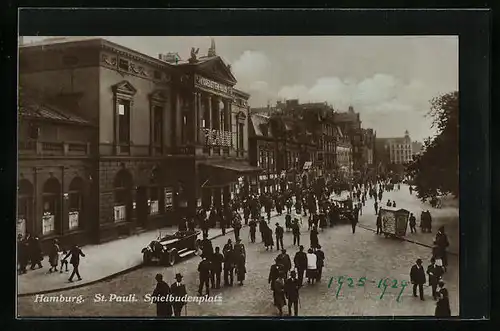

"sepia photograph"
[16, 35, 459, 317]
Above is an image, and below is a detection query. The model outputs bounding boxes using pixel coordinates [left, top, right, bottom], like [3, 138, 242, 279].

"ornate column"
[197, 93, 204, 143]
[208, 96, 213, 130]
[192, 92, 198, 143]
[215, 97, 221, 131]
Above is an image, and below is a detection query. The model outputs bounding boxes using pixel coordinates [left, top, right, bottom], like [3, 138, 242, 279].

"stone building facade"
[19, 37, 257, 245]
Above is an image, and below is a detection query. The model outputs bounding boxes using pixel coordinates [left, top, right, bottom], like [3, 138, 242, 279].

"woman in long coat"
[262, 223, 274, 251]
[310, 226, 319, 249]
[273, 275, 286, 316]
[235, 257, 246, 285]
[48, 239, 60, 273]
[435, 281, 451, 317]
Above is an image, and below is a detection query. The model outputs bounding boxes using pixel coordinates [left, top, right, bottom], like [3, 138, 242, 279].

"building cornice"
[100, 40, 174, 71]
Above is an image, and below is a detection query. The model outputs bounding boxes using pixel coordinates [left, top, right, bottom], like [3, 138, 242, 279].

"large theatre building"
[18, 37, 258, 247]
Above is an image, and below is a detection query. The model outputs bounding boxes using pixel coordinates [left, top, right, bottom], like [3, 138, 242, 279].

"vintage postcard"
[17, 35, 459, 317]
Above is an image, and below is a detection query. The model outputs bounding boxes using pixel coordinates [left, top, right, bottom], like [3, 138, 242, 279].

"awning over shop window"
[199, 162, 263, 188]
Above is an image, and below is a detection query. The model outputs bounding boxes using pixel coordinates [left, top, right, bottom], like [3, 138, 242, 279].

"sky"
[22, 36, 458, 142]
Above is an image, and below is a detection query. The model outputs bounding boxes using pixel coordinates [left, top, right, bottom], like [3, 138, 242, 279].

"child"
[59, 247, 69, 273]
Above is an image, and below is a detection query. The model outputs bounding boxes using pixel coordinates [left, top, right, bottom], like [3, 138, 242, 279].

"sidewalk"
[17, 224, 236, 296]
[18, 209, 285, 296]
[356, 184, 459, 255]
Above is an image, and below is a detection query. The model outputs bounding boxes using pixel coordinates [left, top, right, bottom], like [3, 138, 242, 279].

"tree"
[406, 91, 459, 201]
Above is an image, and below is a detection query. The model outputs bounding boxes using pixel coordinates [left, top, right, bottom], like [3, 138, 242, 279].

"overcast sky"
[23, 36, 458, 142]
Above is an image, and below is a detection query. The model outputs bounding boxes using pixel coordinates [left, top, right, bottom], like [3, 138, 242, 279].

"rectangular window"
[150, 187, 159, 215]
[118, 59, 129, 71]
[164, 188, 173, 209]
[114, 205, 126, 222]
[42, 214, 55, 235]
[68, 211, 79, 230]
[118, 100, 131, 144]
[153, 106, 163, 145]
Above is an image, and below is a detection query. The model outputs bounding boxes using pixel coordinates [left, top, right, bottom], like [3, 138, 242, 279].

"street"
[17, 185, 458, 317]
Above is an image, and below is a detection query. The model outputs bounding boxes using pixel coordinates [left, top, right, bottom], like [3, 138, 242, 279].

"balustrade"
[18, 140, 91, 156]
[201, 128, 235, 147]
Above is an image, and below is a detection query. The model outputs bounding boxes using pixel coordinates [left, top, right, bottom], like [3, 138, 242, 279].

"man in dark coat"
[275, 223, 284, 251]
[409, 213, 417, 233]
[376, 212, 382, 235]
[64, 245, 85, 282]
[435, 226, 449, 272]
[249, 219, 257, 243]
[223, 243, 234, 287]
[285, 213, 292, 231]
[268, 258, 282, 291]
[350, 208, 359, 234]
[17, 234, 28, 274]
[197, 256, 212, 296]
[374, 201, 378, 215]
[187, 217, 196, 232]
[410, 258, 426, 300]
[285, 270, 300, 316]
[293, 245, 308, 286]
[276, 249, 292, 279]
[200, 233, 214, 259]
[259, 217, 267, 242]
[171, 273, 187, 317]
[310, 225, 319, 249]
[152, 273, 172, 317]
[29, 235, 43, 270]
[314, 245, 325, 281]
[427, 258, 444, 300]
[435, 280, 451, 317]
[211, 246, 224, 289]
[292, 219, 301, 246]
[232, 215, 242, 242]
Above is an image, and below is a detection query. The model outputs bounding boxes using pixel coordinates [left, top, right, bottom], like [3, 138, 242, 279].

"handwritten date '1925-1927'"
[327, 276, 408, 302]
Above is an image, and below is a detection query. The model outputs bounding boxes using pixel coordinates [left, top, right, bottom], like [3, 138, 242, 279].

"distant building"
[375, 130, 413, 176]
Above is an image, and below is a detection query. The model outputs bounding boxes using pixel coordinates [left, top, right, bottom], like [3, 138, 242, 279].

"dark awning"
[199, 161, 263, 188]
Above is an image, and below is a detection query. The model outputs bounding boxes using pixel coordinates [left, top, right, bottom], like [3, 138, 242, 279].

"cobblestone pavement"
[18, 193, 459, 317]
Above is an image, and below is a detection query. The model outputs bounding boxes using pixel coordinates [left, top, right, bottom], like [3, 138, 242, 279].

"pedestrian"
[306, 248, 318, 285]
[435, 226, 449, 272]
[350, 210, 358, 234]
[273, 274, 286, 316]
[427, 258, 444, 300]
[409, 186, 413, 195]
[310, 225, 319, 249]
[285, 213, 292, 232]
[235, 254, 246, 286]
[259, 217, 266, 242]
[211, 247, 223, 289]
[392, 200, 397, 208]
[386, 199, 391, 207]
[293, 245, 307, 286]
[64, 244, 85, 282]
[376, 212, 383, 235]
[223, 241, 234, 287]
[152, 273, 172, 317]
[249, 218, 257, 243]
[292, 218, 301, 246]
[275, 223, 284, 251]
[200, 233, 214, 259]
[197, 256, 211, 296]
[284, 270, 300, 316]
[409, 213, 417, 233]
[410, 258, 426, 301]
[244, 206, 250, 225]
[276, 249, 292, 279]
[48, 239, 60, 273]
[202, 212, 210, 238]
[232, 214, 242, 242]
[17, 234, 28, 274]
[263, 223, 274, 251]
[435, 280, 451, 317]
[314, 245, 325, 282]
[268, 257, 283, 291]
[171, 273, 187, 317]
[59, 246, 69, 273]
[29, 236, 43, 270]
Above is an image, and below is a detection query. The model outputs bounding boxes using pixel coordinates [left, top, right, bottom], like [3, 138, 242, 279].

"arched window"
[17, 179, 34, 238]
[68, 177, 84, 231]
[42, 178, 61, 235]
[114, 169, 133, 222]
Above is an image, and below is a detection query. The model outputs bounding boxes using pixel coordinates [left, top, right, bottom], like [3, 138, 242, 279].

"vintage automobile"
[379, 207, 410, 238]
[331, 197, 354, 224]
[141, 229, 201, 266]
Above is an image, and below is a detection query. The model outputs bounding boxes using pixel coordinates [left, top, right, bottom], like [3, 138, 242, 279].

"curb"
[18, 227, 238, 297]
[18, 211, 285, 297]
[357, 224, 458, 256]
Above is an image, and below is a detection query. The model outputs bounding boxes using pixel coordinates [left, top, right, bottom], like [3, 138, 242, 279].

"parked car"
[141, 229, 200, 266]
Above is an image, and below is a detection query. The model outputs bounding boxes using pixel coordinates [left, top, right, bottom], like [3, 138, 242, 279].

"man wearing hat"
[435, 280, 451, 317]
[276, 249, 292, 279]
[197, 255, 212, 296]
[151, 273, 172, 317]
[275, 222, 284, 251]
[171, 273, 187, 316]
[248, 218, 257, 243]
[427, 257, 444, 300]
[285, 270, 301, 316]
[200, 233, 214, 259]
[293, 245, 308, 286]
[223, 240, 235, 287]
[410, 258, 426, 300]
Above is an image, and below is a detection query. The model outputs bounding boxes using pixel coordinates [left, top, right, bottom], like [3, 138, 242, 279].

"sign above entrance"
[195, 74, 232, 96]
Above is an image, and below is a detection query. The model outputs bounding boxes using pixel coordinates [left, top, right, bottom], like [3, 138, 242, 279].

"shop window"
[114, 169, 133, 223]
[42, 178, 60, 236]
[149, 187, 160, 215]
[68, 177, 83, 231]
